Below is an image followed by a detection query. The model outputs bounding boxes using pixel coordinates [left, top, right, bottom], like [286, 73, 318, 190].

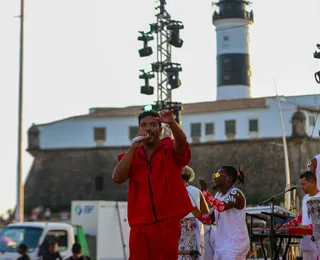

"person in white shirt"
[179, 166, 209, 260]
[284, 171, 320, 260]
[198, 165, 250, 260]
[306, 154, 320, 189]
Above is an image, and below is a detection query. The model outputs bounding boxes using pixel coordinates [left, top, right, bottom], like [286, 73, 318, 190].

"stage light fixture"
[151, 62, 163, 72]
[142, 102, 160, 112]
[314, 43, 320, 59]
[314, 44, 320, 84]
[167, 20, 184, 48]
[155, 0, 170, 19]
[150, 22, 164, 34]
[315, 71, 320, 84]
[139, 69, 155, 95]
[165, 63, 182, 89]
[142, 104, 155, 112]
[138, 31, 154, 57]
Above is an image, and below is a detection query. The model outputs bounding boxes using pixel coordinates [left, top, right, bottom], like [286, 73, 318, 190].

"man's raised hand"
[198, 178, 208, 191]
[157, 109, 175, 124]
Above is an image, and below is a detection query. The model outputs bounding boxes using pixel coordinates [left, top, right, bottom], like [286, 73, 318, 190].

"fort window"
[205, 123, 215, 135]
[94, 127, 106, 141]
[129, 126, 139, 140]
[95, 176, 104, 191]
[191, 123, 201, 137]
[225, 120, 236, 135]
[249, 119, 258, 132]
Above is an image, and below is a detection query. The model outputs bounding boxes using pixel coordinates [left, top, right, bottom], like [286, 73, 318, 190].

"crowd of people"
[17, 241, 91, 260]
[112, 108, 320, 260]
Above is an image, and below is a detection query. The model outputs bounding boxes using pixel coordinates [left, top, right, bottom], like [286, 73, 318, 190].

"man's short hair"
[19, 243, 28, 250]
[138, 111, 161, 127]
[49, 240, 58, 246]
[72, 243, 82, 254]
[300, 171, 317, 182]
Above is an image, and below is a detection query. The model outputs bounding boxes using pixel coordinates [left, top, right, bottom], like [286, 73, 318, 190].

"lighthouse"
[213, 0, 254, 100]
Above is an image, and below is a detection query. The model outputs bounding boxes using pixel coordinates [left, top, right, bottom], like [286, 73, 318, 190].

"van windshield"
[0, 226, 43, 253]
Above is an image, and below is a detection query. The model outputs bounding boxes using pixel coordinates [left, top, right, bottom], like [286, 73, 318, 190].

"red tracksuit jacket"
[118, 137, 194, 226]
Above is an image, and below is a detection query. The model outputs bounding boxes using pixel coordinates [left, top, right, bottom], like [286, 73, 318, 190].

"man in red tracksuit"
[112, 109, 194, 260]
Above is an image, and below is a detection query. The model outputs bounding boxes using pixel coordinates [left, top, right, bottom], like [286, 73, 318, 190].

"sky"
[0, 0, 319, 216]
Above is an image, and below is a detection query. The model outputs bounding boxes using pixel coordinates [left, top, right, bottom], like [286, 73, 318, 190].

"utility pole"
[138, 0, 184, 125]
[16, 0, 25, 222]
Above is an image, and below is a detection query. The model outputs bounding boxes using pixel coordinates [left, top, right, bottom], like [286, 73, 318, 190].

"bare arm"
[202, 189, 245, 212]
[198, 179, 244, 212]
[112, 146, 136, 183]
[158, 109, 187, 154]
[223, 189, 245, 210]
[168, 120, 187, 154]
[112, 131, 148, 183]
[200, 192, 210, 214]
[193, 201, 214, 225]
[189, 192, 210, 222]
[306, 158, 317, 173]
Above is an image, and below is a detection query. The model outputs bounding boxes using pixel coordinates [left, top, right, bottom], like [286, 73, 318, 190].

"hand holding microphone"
[131, 131, 149, 148]
[132, 135, 148, 143]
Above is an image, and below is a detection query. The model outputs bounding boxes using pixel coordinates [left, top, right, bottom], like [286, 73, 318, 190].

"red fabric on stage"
[129, 217, 181, 260]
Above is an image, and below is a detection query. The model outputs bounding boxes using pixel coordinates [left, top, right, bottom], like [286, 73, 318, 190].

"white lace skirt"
[178, 218, 204, 260]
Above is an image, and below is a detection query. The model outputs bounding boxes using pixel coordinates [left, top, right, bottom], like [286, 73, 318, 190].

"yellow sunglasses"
[214, 172, 229, 178]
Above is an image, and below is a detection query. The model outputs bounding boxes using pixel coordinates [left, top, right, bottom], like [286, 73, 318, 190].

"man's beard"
[144, 133, 159, 148]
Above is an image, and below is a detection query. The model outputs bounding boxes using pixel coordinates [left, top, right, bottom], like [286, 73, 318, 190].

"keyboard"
[252, 226, 312, 236]
[246, 205, 296, 218]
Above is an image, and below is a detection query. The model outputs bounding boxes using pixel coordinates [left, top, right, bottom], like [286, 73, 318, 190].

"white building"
[27, 94, 320, 151]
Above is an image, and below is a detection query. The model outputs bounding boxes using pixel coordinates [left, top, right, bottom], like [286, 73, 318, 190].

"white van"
[0, 222, 74, 260]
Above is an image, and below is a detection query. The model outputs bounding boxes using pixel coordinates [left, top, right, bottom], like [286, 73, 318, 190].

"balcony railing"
[213, 10, 254, 23]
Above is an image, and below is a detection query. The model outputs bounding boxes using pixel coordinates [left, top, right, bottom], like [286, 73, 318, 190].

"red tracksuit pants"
[129, 217, 181, 260]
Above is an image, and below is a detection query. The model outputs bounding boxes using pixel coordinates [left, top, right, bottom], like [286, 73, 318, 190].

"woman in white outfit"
[179, 166, 209, 260]
[198, 165, 250, 260]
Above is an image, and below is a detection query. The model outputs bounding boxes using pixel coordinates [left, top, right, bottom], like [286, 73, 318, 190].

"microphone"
[132, 134, 149, 143]
[286, 184, 299, 192]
